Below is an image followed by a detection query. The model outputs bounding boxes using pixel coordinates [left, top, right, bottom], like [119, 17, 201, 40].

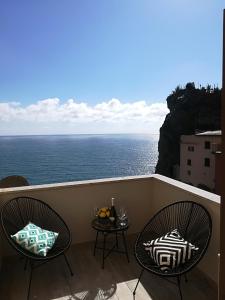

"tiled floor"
[0, 235, 217, 300]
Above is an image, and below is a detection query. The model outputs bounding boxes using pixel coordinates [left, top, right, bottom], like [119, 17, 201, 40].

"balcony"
[0, 174, 220, 299]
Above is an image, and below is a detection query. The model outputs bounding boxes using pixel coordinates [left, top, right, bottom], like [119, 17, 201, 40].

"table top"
[91, 218, 129, 232]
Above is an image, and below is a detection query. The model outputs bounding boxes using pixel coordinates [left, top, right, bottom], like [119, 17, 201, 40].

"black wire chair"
[133, 200, 212, 300]
[1, 196, 73, 299]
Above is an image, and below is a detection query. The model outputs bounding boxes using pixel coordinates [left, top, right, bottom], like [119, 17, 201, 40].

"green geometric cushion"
[11, 222, 59, 257]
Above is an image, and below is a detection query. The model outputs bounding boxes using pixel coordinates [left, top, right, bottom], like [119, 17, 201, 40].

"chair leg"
[177, 276, 183, 300]
[27, 261, 33, 300]
[24, 257, 28, 271]
[133, 268, 145, 297]
[63, 253, 74, 276]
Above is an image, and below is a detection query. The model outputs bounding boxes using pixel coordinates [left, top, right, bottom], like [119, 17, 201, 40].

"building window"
[188, 146, 194, 152]
[205, 141, 211, 149]
[187, 159, 192, 166]
[204, 158, 210, 167]
[187, 170, 191, 176]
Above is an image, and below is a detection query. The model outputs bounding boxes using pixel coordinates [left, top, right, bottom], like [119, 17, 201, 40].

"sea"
[0, 134, 159, 185]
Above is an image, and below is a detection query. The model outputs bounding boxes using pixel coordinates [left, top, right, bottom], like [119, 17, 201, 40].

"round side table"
[91, 218, 129, 269]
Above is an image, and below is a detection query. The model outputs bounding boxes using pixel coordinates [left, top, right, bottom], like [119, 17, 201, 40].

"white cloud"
[0, 98, 169, 135]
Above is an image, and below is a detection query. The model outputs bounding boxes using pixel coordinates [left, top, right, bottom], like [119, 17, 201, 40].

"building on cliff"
[155, 83, 221, 179]
[179, 130, 221, 192]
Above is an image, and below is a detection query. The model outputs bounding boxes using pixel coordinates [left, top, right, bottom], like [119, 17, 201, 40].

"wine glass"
[118, 207, 128, 226]
[93, 207, 99, 219]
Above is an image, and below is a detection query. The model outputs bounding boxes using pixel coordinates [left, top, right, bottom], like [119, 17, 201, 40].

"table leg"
[93, 231, 99, 256]
[122, 231, 129, 262]
[115, 232, 119, 248]
[102, 232, 106, 269]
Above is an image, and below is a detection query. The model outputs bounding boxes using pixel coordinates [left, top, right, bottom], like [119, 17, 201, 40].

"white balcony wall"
[0, 175, 220, 287]
[0, 176, 154, 258]
[152, 174, 220, 286]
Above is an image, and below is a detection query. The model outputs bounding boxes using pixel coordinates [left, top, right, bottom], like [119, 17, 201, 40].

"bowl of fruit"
[97, 207, 110, 224]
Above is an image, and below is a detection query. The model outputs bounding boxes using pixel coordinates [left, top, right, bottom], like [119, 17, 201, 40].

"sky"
[0, 0, 224, 135]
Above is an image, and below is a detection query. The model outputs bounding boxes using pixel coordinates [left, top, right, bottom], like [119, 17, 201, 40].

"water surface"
[0, 134, 158, 185]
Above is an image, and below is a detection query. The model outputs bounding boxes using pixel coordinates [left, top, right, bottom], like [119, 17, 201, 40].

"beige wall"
[152, 174, 220, 285]
[0, 175, 220, 286]
[180, 134, 221, 191]
[0, 176, 154, 257]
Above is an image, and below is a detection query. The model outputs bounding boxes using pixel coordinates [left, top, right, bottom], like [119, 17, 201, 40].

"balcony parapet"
[0, 174, 220, 287]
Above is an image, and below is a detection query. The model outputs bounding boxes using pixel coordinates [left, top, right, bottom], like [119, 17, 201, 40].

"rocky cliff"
[155, 83, 221, 177]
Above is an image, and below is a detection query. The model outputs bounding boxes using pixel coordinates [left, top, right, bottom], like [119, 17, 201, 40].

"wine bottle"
[110, 197, 117, 225]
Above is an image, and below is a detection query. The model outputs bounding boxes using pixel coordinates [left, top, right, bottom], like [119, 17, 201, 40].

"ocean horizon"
[0, 134, 159, 185]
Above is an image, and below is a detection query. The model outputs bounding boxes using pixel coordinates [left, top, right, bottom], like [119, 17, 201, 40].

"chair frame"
[1, 196, 74, 299]
[133, 200, 212, 299]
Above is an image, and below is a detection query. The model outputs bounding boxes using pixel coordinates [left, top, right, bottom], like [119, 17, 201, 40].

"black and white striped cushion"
[143, 229, 199, 272]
